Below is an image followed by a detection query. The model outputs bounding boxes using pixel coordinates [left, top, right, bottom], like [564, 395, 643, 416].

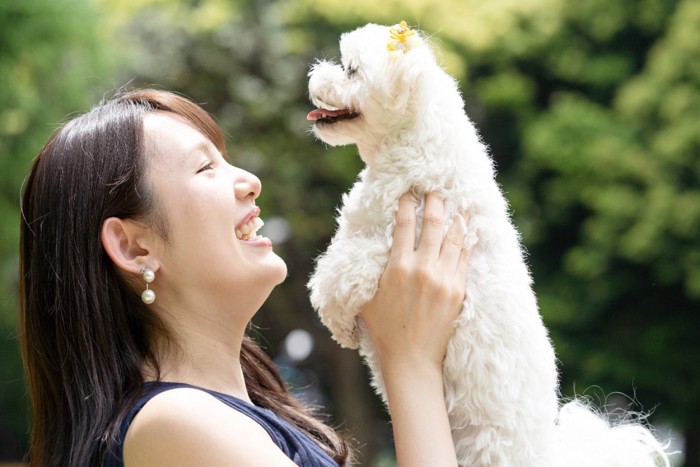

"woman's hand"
[359, 191, 472, 467]
[360, 191, 471, 373]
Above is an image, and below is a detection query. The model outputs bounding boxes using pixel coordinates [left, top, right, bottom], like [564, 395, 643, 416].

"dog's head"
[307, 22, 438, 157]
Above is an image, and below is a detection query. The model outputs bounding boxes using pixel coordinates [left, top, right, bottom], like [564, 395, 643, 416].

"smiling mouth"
[236, 217, 264, 241]
[306, 108, 360, 124]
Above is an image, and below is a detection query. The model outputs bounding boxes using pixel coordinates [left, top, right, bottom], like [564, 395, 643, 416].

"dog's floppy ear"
[382, 28, 431, 112]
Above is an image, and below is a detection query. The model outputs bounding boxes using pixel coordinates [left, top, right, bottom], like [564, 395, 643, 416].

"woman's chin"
[250, 250, 288, 287]
[270, 254, 288, 285]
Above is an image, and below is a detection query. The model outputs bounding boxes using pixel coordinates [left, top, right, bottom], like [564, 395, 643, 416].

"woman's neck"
[146, 305, 251, 403]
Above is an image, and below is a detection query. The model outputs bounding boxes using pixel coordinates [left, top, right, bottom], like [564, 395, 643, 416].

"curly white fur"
[306, 22, 670, 466]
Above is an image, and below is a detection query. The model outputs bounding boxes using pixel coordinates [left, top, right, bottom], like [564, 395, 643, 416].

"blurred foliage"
[1, 0, 698, 464]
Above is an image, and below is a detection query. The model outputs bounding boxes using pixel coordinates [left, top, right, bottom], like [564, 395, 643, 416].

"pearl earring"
[140, 267, 156, 304]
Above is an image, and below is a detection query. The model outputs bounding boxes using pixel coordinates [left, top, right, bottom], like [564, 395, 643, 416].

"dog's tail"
[551, 400, 672, 467]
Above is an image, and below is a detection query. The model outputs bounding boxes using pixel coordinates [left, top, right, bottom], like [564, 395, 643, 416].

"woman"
[19, 89, 471, 466]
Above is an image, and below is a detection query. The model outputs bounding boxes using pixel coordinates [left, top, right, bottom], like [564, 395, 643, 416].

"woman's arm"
[360, 192, 471, 467]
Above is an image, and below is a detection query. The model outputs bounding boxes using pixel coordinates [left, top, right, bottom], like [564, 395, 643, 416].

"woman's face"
[142, 112, 287, 316]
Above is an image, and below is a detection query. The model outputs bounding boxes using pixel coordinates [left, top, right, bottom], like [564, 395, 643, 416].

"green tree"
[0, 0, 116, 459]
[471, 0, 698, 459]
[510, 1, 700, 463]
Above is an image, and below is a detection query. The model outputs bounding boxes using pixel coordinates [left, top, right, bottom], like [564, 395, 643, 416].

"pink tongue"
[307, 108, 349, 120]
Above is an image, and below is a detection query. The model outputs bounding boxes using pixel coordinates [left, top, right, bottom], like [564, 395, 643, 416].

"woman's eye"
[197, 162, 214, 173]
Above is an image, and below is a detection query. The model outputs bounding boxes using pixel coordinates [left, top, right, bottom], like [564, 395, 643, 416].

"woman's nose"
[234, 168, 262, 200]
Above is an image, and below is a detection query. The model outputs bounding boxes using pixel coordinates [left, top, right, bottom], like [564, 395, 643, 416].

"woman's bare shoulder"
[123, 387, 297, 467]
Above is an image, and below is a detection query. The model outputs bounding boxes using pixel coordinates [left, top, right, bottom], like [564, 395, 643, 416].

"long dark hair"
[19, 89, 350, 466]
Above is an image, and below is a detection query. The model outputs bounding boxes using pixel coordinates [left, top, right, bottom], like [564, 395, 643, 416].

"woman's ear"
[101, 217, 158, 274]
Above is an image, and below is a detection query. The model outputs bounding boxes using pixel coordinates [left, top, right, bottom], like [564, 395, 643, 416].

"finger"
[439, 213, 468, 272]
[390, 192, 418, 256]
[454, 226, 475, 287]
[454, 246, 472, 290]
[417, 192, 445, 258]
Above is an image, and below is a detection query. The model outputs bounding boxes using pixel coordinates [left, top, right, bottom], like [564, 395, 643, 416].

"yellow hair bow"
[387, 20, 416, 53]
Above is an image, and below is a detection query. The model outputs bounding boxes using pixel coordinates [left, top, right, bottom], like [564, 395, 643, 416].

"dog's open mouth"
[307, 108, 359, 124]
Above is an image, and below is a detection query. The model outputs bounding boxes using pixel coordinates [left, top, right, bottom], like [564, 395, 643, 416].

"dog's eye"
[345, 65, 358, 78]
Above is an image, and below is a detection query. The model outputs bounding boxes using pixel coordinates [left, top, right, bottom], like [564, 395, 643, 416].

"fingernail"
[455, 213, 467, 233]
[399, 192, 418, 205]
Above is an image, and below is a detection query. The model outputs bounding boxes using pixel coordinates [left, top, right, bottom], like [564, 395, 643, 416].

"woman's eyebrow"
[185, 140, 217, 161]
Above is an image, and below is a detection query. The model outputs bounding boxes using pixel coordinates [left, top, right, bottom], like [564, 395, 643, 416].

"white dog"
[307, 22, 670, 466]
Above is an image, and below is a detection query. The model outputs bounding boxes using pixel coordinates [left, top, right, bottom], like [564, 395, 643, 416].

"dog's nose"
[308, 61, 347, 110]
[309, 61, 344, 91]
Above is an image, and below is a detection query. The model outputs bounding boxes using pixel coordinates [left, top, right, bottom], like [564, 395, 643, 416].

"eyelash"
[197, 162, 214, 173]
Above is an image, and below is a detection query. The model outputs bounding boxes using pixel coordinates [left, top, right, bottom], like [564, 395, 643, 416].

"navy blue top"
[104, 381, 339, 466]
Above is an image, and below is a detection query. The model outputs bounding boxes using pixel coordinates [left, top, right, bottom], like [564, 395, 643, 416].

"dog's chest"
[339, 168, 461, 243]
[340, 178, 398, 238]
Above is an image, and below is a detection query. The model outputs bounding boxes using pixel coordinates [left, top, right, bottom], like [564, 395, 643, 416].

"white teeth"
[236, 217, 264, 241]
